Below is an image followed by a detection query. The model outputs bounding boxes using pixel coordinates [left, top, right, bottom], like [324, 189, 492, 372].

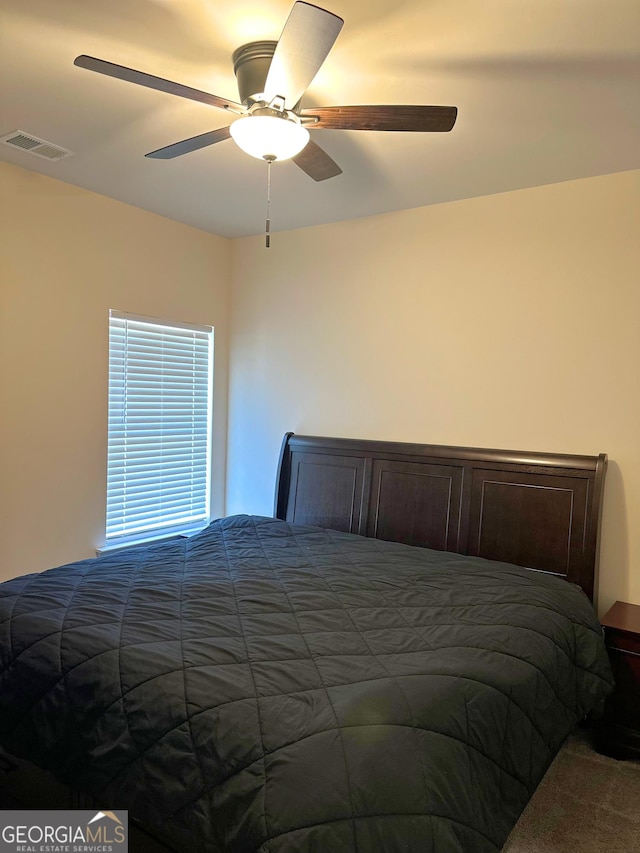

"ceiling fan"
[74, 1, 458, 183]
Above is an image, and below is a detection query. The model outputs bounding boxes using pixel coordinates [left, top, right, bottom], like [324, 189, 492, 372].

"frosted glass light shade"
[230, 116, 310, 161]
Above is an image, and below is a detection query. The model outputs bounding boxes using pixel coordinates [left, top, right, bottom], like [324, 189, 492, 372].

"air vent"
[0, 130, 74, 161]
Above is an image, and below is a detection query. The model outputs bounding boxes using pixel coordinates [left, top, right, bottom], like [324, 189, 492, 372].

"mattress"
[0, 515, 614, 852]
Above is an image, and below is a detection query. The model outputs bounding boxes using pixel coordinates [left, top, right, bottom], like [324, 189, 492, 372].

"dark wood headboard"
[274, 433, 607, 603]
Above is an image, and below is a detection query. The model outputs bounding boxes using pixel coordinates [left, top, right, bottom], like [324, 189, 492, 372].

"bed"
[0, 433, 614, 852]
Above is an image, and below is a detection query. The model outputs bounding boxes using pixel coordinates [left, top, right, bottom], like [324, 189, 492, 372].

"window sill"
[96, 524, 208, 557]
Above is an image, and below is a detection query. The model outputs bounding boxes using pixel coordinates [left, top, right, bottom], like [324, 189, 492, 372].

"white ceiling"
[1, 0, 639, 239]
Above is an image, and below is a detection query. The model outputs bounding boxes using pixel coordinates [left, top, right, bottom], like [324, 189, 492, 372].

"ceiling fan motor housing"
[232, 41, 277, 104]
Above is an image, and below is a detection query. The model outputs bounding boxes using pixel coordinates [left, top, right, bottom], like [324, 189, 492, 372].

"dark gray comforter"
[0, 515, 614, 852]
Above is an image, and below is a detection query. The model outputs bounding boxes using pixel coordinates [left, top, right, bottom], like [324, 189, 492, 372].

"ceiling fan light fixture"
[230, 115, 310, 161]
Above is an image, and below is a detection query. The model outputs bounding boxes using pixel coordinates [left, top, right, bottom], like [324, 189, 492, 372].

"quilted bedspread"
[0, 515, 613, 852]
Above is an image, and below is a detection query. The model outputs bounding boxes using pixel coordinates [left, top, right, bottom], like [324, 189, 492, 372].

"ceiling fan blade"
[145, 127, 231, 159]
[264, 2, 343, 108]
[74, 55, 244, 112]
[292, 139, 342, 181]
[301, 104, 458, 132]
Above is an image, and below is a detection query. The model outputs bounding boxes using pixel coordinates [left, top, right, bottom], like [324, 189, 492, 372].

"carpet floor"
[503, 727, 640, 852]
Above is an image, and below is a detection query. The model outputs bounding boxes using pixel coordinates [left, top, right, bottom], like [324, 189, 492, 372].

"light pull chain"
[264, 155, 275, 248]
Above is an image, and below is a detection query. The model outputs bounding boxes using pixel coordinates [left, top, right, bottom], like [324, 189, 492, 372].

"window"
[106, 310, 214, 546]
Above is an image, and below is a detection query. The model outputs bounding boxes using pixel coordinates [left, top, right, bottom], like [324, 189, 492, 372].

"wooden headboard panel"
[274, 433, 607, 603]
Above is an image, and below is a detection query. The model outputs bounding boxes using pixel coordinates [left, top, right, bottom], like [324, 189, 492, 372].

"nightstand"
[596, 601, 640, 760]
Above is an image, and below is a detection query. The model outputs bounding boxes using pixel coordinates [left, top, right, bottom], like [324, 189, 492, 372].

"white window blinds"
[106, 311, 214, 543]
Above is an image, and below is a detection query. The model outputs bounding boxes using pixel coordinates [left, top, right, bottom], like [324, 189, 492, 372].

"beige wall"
[0, 162, 231, 580]
[2, 160, 638, 615]
[228, 169, 640, 615]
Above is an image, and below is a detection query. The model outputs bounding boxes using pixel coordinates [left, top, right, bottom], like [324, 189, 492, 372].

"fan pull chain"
[264, 155, 275, 248]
